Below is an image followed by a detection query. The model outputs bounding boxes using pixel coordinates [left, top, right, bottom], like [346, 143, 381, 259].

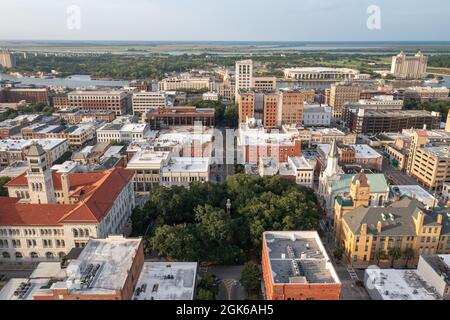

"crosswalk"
[347, 266, 359, 281]
[222, 279, 237, 300]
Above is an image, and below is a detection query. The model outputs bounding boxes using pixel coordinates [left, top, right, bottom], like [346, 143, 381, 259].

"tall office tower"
[279, 90, 304, 126]
[0, 49, 16, 69]
[329, 83, 361, 118]
[263, 92, 280, 129]
[391, 51, 428, 79]
[238, 91, 256, 124]
[235, 60, 253, 101]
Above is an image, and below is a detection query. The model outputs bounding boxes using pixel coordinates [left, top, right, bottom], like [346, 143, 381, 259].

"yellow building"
[335, 194, 450, 268]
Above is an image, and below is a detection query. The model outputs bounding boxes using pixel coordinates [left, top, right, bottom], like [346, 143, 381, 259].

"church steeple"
[26, 141, 56, 204]
[324, 139, 339, 178]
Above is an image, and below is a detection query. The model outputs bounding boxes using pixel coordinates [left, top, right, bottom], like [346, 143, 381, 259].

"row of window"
[2, 251, 65, 259]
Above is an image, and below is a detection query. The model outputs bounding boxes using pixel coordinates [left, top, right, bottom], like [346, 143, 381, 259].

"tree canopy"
[133, 175, 322, 264]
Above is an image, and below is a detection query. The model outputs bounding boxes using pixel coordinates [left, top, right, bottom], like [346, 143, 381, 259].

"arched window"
[378, 196, 384, 207]
[84, 229, 90, 237]
[2, 252, 10, 259]
[58, 252, 66, 259]
[45, 252, 54, 259]
[79, 229, 84, 237]
[15, 252, 23, 259]
[30, 252, 38, 259]
[72, 228, 78, 237]
[16, 191, 20, 198]
[39, 183, 43, 191]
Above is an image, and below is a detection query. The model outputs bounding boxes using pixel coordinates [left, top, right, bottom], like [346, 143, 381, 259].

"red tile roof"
[0, 168, 134, 226]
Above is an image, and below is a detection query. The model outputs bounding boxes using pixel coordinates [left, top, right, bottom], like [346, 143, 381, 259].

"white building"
[158, 76, 211, 91]
[235, 60, 253, 101]
[0, 144, 135, 262]
[391, 51, 428, 79]
[161, 157, 210, 188]
[365, 254, 450, 300]
[133, 262, 198, 300]
[202, 92, 219, 101]
[303, 104, 332, 127]
[288, 156, 315, 188]
[0, 138, 69, 167]
[132, 91, 167, 115]
[126, 150, 171, 193]
[126, 149, 210, 191]
[284, 67, 360, 80]
[97, 123, 150, 144]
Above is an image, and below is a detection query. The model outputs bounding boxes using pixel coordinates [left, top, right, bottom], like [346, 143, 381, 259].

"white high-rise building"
[0, 49, 16, 69]
[235, 60, 253, 101]
[391, 51, 428, 79]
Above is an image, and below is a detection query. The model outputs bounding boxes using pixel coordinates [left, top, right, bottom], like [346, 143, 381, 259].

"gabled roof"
[0, 168, 134, 226]
[342, 198, 449, 236]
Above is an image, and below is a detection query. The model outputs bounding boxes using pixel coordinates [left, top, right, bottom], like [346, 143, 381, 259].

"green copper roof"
[330, 174, 388, 194]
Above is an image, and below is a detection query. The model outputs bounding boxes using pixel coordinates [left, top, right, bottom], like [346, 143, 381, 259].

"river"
[0, 74, 128, 89]
[1, 73, 449, 91]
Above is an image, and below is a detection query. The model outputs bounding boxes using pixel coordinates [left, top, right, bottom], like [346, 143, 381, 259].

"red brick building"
[146, 106, 215, 129]
[262, 231, 341, 300]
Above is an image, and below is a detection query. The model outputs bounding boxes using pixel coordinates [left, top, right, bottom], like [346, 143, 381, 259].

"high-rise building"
[279, 90, 304, 126]
[252, 76, 276, 91]
[263, 92, 280, 129]
[132, 92, 167, 115]
[235, 60, 253, 101]
[329, 83, 361, 118]
[0, 49, 16, 69]
[67, 90, 131, 115]
[391, 51, 428, 79]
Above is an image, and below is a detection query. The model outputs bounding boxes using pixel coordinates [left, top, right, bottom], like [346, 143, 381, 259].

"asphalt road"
[382, 158, 418, 185]
[206, 265, 247, 300]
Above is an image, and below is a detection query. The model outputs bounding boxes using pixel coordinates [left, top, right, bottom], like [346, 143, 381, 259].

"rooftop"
[350, 144, 382, 159]
[162, 157, 210, 173]
[365, 268, 440, 300]
[263, 231, 340, 285]
[133, 262, 197, 300]
[53, 236, 142, 296]
[390, 185, 437, 208]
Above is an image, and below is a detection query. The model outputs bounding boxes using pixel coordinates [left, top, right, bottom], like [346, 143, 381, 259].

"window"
[30, 252, 38, 259]
[2, 252, 10, 259]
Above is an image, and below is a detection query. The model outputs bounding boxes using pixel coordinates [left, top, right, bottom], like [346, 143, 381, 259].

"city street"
[205, 265, 248, 300]
[381, 158, 418, 185]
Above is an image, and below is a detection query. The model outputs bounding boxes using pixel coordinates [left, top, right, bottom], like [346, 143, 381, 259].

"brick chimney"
[377, 221, 382, 233]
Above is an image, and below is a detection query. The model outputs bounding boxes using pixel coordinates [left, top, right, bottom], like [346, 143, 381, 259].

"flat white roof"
[0, 138, 66, 152]
[54, 236, 142, 296]
[127, 150, 171, 168]
[162, 157, 210, 173]
[365, 268, 440, 300]
[350, 144, 382, 159]
[391, 185, 437, 208]
[133, 262, 197, 300]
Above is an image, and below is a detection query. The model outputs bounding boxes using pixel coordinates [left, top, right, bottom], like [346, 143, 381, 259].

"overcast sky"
[1, 0, 449, 41]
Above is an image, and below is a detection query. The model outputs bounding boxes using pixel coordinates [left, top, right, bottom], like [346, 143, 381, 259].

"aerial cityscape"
[1, 0, 450, 309]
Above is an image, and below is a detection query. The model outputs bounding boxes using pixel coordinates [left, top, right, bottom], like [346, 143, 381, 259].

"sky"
[1, 0, 450, 42]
